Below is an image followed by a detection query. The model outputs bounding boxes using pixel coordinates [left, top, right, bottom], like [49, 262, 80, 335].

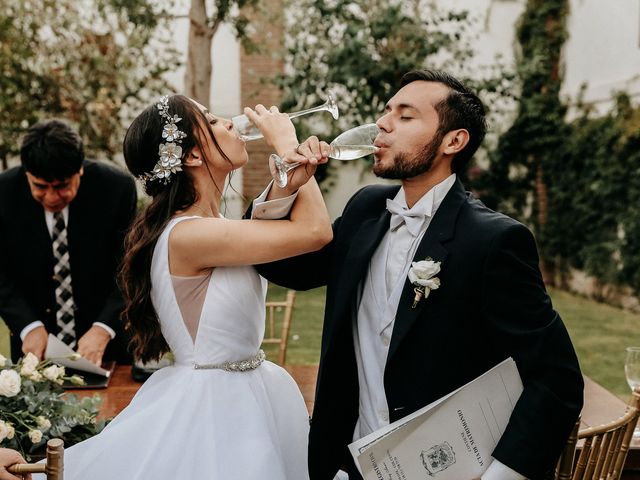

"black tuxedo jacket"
[0, 160, 137, 363]
[256, 179, 583, 480]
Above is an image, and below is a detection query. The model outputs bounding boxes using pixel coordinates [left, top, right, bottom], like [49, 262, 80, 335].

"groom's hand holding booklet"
[44, 334, 115, 389]
[349, 358, 523, 480]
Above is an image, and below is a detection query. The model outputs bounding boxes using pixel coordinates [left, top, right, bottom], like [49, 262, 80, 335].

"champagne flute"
[232, 92, 339, 142]
[270, 123, 380, 188]
[625, 346, 640, 437]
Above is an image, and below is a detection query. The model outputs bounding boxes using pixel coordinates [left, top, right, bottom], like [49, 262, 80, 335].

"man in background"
[0, 119, 136, 365]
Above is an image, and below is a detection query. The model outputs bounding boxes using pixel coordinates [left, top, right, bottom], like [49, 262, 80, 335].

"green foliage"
[202, 0, 261, 52]
[476, 0, 640, 294]
[546, 96, 640, 291]
[475, 0, 569, 229]
[277, 0, 513, 185]
[0, 0, 180, 164]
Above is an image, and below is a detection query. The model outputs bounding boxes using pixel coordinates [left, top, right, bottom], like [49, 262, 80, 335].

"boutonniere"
[408, 258, 441, 308]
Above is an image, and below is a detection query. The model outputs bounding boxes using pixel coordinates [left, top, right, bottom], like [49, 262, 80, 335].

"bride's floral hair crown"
[139, 95, 188, 185]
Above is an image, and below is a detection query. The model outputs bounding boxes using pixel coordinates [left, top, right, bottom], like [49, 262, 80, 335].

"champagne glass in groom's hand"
[270, 123, 380, 188]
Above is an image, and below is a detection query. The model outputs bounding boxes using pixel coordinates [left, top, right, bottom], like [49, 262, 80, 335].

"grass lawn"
[2, 285, 638, 400]
[550, 288, 640, 400]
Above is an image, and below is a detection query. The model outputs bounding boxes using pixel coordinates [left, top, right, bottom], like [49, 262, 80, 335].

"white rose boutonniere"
[408, 258, 441, 308]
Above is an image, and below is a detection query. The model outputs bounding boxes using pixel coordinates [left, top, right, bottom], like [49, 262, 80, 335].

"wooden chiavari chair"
[262, 289, 296, 366]
[555, 389, 640, 480]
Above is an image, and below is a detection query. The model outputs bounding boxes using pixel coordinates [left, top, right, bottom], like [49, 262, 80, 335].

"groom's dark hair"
[400, 69, 487, 174]
[20, 119, 85, 182]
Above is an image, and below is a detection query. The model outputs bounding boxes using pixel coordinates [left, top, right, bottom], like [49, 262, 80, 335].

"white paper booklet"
[44, 334, 111, 377]
[349, 357, 523, 480]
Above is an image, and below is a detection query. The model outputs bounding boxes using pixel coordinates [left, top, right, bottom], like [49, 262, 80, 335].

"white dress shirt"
[20, 206, 116, 341]
[253, 176, 525, 480]
[352, 174, 456, 441]
[251, 181, 299, 219]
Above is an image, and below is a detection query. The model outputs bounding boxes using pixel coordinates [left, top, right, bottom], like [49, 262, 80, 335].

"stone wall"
[564, 268, 640, 313]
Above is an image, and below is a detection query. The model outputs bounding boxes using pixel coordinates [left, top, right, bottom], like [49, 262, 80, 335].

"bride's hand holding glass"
[242, 104, 298, 156]
[270, 123, 379, 188]
[243, 106, 329, 190]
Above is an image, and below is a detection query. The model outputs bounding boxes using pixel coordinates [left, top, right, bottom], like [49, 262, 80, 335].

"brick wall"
[240, 1, 284, 203]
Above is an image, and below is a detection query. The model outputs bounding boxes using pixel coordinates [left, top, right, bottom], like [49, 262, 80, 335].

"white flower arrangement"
[408, 258, 441, 308]
[0, 353, 105, 460]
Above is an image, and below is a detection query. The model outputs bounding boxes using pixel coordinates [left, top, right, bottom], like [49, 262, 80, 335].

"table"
[71, 366, 143, 419]
[71, 364, 319, 419]
[72, 368, 640, 478]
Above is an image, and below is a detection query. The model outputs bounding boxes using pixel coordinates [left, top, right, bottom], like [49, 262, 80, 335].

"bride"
[41, 95, 332, 479]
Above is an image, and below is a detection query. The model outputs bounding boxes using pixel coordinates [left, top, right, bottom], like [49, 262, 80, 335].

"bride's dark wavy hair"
[119, 94, 232, 362]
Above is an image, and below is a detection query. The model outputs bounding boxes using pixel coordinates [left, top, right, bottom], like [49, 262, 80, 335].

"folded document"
[349, 358, 523, 480]
[44, 334, 111, 377]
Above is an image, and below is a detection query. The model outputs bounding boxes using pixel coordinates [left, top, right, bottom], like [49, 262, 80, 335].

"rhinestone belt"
[193, 349, 266, 372]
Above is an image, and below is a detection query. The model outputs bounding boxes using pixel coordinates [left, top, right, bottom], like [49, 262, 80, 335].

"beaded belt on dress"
[193, 349, 266, 372]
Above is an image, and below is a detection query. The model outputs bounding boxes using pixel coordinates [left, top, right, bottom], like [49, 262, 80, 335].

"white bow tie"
[386, 198, 429, 237]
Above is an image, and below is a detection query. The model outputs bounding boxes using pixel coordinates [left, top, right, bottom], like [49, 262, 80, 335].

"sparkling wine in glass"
[232, 92, 339, 142]
[270, 123, 380, 188]
[625, 347, 640, 437]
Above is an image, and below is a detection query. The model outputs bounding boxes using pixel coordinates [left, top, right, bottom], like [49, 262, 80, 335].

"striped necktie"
[51, 211, 76, 348]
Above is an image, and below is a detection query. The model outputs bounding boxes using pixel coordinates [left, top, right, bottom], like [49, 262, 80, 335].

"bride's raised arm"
[167, 103, 332, 274]
[169, 174, 332, 272]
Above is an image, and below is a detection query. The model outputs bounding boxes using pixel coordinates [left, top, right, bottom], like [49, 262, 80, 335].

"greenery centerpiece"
[0, 352, 106, 460]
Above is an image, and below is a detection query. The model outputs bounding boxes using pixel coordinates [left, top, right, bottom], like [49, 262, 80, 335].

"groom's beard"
[374, 130, 444, 180]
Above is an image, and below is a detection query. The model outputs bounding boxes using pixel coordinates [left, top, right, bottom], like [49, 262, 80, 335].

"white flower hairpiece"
[139, 95, 188, 185]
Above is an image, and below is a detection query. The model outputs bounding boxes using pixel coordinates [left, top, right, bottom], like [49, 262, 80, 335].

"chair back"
[8, 438, 64, 479]
[556, 418, 581, 480]
[262, 289, 296, 365]
[572, 389, 640, 480]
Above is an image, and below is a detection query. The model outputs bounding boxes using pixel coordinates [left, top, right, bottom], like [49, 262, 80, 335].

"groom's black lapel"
[329, 209, 391, 334]
[387, 179, 467, 361]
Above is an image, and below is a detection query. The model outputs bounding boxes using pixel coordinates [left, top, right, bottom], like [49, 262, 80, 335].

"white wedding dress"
[38, 216, 310, 479]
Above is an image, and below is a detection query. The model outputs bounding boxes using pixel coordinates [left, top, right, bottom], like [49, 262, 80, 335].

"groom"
[252, 69, 583, 480]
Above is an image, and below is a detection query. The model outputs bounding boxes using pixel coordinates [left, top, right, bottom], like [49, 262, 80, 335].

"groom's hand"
[272, 136, 330, 193]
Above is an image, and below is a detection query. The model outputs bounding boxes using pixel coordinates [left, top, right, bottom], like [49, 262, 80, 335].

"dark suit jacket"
[255, 179, 584, 480]
[0, 160, 137, 363]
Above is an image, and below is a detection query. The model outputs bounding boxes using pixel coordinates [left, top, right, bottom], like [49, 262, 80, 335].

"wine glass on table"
[625, 346, 640, 438]
[270, 123, 380, 188]
[232, 92, 339, 142]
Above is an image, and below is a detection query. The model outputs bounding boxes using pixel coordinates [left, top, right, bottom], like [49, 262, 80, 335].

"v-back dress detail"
[50, 216, 310, 479]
